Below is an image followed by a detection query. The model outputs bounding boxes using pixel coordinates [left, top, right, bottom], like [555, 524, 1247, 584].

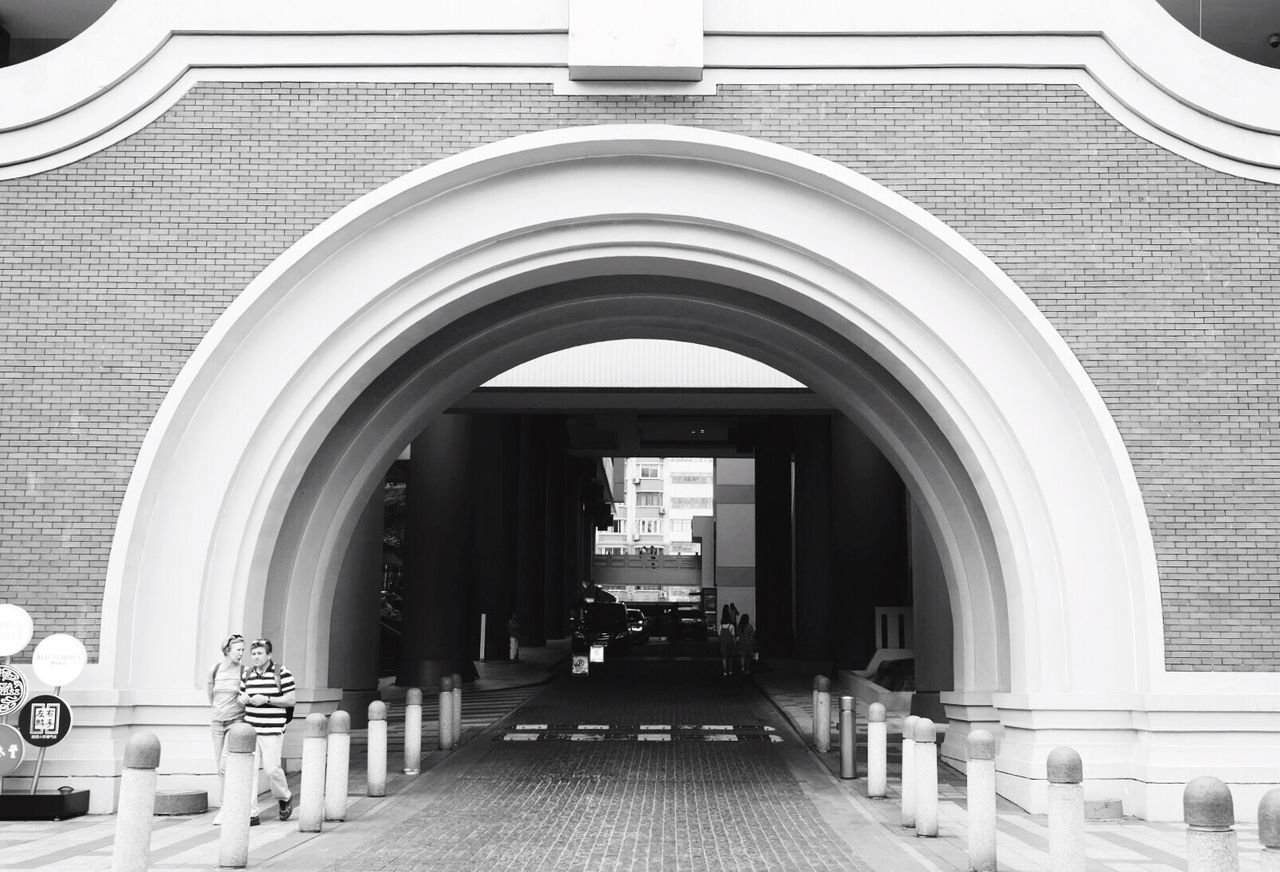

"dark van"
[571, 602, 630, 651]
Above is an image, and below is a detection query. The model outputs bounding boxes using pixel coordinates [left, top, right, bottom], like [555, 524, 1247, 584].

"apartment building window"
[669, 496, 713, 510]
[670, 473, 712, 484]
[636, 492, 662, 507]
[640, 465, 660, 478]
[638, 518, 661, 534]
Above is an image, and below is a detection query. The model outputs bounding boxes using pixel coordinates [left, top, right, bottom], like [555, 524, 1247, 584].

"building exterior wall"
[1, 79, 1277, 669]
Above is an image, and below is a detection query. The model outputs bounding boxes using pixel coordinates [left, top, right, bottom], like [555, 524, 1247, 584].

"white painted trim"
[1, 0, 1279, 180]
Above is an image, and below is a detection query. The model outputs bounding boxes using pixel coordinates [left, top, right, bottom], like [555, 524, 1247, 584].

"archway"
[102, 125, 1161, 812]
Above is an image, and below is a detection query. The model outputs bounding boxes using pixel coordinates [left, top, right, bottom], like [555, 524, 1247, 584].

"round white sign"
[32, 634, 87, 688]
[0, 604, 34, 658]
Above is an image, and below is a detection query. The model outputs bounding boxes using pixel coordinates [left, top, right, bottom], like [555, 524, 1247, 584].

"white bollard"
[451, 673, 463, 748]
[367, 700, 387, 798]
[111, 732, 161, 872]
[1047, 746, 1086, 872]
[901, 714, 919, 828]
[404, 688, 423, 775]
[812, 676, 821, 742]
[839, 695, 856, 779]
[298, 713, 327, 833]
[323, 710, 351, 822]
[1258, 789, 1280, 872]
[966, 729, 997, 872]
[1185, 776, 1239, 872]
[914, 718, 939, 837]
[439, 676, 455, 751]
[218, 723, 257, 869]
[815, 675, 832, 753]
[868, 702, 887, 798]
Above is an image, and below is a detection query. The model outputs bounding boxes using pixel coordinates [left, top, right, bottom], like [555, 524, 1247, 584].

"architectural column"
[515, 416, 548, 646]
[327, 485, 384, 728]
[755, 420, 794, 655]
[909, 497, 954, 721]
[793, 416, 834, 660]
[830, 415, 910, 671]
[399, 414, 478, 687]
[542, 429, 568, 639]
[466, 415, 519, 662]
[714, 458, 757, 637]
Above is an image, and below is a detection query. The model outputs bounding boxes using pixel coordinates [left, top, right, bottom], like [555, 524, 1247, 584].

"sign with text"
[0, 663, 28, 717]
[0, 603, 33, 657]
[18, 694, 73, 748]
[31, 634, 87, 688]
[0, 723, 23, 776]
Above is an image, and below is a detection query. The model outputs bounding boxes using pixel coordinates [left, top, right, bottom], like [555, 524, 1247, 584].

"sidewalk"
[753, 659, 1261, 872]
[0, 645, 564, 871]
[0, 648, 1262, 872]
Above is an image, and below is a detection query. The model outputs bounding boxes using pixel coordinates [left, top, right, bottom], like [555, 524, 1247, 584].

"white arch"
[99, 124, 1160, 700]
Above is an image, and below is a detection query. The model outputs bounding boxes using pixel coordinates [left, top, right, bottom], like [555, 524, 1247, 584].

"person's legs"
[258, 733, 291, 805]
[509, 636, 519, 660]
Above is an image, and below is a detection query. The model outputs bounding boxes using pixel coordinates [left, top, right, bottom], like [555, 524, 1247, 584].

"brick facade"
[1, 82, 1276, 668]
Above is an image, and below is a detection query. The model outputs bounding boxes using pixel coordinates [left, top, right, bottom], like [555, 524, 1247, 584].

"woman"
[207, 633, 245, 823]
[737, 614, 756, 675]
[718, 605, 736, 676]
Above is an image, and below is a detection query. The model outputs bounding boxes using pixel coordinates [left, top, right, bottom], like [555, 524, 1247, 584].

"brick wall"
[1, 82, 1276, 668]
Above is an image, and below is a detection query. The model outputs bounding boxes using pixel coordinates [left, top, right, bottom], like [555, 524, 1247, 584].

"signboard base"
[0, 789, 90, 821]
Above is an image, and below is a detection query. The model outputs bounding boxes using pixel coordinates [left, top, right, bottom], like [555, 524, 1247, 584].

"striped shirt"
[239, 662, 295, 735]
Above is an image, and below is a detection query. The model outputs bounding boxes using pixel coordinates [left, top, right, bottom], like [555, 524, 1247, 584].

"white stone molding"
[1, 0, 1279, 180]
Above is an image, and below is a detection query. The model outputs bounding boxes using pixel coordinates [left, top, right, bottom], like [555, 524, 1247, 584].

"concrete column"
[901, 714, 919, 828]
[754, 422, 794, 655]
[543, 439, 568, 639]
[1047, 746, 1085, 872]
[914, 718, 939, 837]
[218, 724, 257, 868]
[1184, 776, 1239, 872]
[515, 416, 548, 646]
[400, 416, 478, 687]
[1258, 789, 1280, 872]
[323, 711, 351, 822]
[111, 732, 161, 872]
[328, 488, 384, 728]
[868, 702, 887, 798]
[403, 688, 422, 775]
[793, 417, 833, 659]
[367, 701, 387, 797]
[298, 714, 326, 833]
[468, 415, 519, 663]
[966, 729, 997, 872]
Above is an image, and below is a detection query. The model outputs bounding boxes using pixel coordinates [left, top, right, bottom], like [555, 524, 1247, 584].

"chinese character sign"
[18, 694, 72, 748]
[0, 724, 24, 776]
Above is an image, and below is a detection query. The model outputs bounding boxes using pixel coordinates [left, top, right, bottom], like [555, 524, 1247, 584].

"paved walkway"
[0, 645, 1264, 871]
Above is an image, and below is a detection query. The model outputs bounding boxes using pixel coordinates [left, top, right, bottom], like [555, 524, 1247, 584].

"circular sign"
[0, 724, 24, 776]
[0, 663, 28, 717]
[32, 634, 87, 688]
[18, 695, 73, 747]
[0, 604, 34, 657]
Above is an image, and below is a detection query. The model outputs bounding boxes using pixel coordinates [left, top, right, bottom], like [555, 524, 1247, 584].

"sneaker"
[278, 797, 293, 822]
[249, 816, 261, 827]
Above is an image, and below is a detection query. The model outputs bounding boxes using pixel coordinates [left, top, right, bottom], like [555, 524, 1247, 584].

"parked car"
[570, 602, 631, 652]
[625, 608, 650, 644]
[672, 606, 708, 641]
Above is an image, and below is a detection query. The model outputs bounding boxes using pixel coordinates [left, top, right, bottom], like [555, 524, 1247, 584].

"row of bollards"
[809, 675, 1279, 872]
[111, 679, 464, 871]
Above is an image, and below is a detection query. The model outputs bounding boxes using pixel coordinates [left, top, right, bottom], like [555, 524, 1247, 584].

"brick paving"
[312, 656, 872, 872]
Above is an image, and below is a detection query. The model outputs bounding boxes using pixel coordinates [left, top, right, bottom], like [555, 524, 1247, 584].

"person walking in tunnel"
[238, 638, 295, 825]
[508, 612, 521, 661]
[207, 633, 245, 824]
[738, 614, 756, 674]
[718, 605, 737, 675]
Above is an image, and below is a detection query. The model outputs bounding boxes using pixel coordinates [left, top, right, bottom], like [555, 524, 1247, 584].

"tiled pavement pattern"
[498, 723, 783, 742]
[0, 647, 1268, 872]
[309, 656, 873, 872]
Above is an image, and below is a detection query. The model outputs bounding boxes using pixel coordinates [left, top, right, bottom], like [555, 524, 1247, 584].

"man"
[238, 638, 295, 824]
